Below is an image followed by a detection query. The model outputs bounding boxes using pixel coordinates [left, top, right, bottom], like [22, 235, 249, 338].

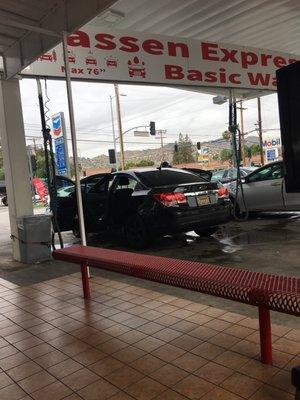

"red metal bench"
[53, 245, 300, 365]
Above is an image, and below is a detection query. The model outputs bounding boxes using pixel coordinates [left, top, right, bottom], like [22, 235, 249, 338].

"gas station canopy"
[2, 0, 300, 81]
[91, 0, 300, 54]
[1, 0, 116, 79]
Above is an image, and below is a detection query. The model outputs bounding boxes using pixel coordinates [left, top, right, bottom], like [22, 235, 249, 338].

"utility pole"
[114, 83, 125, 170]
[257, 97, 265, 165]
[160, 130, 164, 162]
[109, 95, 119, 171]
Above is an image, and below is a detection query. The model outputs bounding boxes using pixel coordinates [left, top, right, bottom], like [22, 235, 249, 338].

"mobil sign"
[263, 138, 281, 148]
[22, 27, 299, 91]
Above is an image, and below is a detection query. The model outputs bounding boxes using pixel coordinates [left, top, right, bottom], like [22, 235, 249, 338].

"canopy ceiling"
[0, 0, 117, 79]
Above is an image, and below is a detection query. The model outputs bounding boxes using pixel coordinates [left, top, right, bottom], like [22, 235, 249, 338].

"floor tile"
[191, 342, 225, 360]
[34, 349, 68, 368]
[31, 381, 72, 400]
[61, 368, 99, 391]
[214, 350, 249, 370]
[105, 366, 144, 389]
[73, 348, 107, 366]
[153, 328, 183, 342]
[268, 370, 294, 393]
[130, 354, 166, 374]
[89, 356, 125, 377]
[18, 370, 56, 393]
[151, 344, 186, 362]
[174, 375, 215, 399]
[125, 377, 166, 400]
[201, 387, 244, 399]
[239, 359, 279, 382]
[0, 372, 13, 389]
[249, 384, 294, 400]
[0, 383, 27, 400]
[6, 360, 42, 381]
[78, 378, 119, 400]
[113, 345, 145, 363]
[48, 358, 83, 379]
[172, 352, 207, 372]
[150, 364, 188, 386]
[221, 372, 263, 398]
[195, 361, 234, 384]
[134, 336, 165, 352]
[170, 334, 202, 351]
[155, 390, 188, 400]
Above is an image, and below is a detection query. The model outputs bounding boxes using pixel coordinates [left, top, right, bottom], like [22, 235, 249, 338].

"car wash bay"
[0, 1, 299, 399]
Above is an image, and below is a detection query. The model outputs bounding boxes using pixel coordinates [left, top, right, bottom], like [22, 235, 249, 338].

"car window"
[88, 177, 109, 194]
[83, 176, 105, 193]
[211, 170, 225, 181]
[137, 169, 204, 187]
[114, 177, 140, 191]
[248, 163, 283, 183]
[227, 169, 237, 180]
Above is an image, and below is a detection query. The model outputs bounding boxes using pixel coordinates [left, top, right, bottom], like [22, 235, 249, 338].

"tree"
[244, 144, 261, 159]
[222, 130, 231, 141]
[0, 150, 4, 180]
[125, 159, 154, 170]
[250, 143, 261, 156]
[220, 148, 233, 162]
[173, 133, 196, 164]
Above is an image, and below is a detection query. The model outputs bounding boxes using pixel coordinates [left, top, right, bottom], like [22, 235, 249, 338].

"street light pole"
[237, 100, 247, 166]
[114, 84, 125, 170]
[257, 97, 265, 165]
[109, 95, 119, 171]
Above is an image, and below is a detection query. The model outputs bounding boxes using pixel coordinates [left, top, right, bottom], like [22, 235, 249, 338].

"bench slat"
[53, 245, 300, 316]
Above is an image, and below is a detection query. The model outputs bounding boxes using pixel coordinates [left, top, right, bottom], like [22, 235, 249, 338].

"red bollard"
[258, 306, 272, 365]
[81, 264, 91, 299]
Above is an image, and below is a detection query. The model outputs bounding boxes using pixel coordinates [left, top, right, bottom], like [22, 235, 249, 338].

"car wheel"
[124, 214, 151, 249]
[194, 226, 218, 236]
[2, 197, 8, 206]
[72, 224, 81, 238]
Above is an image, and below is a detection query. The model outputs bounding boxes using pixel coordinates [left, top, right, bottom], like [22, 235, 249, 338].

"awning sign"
[22, 27, 299, 91]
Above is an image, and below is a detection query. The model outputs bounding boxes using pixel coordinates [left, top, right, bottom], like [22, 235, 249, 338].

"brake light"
[217, 187, 229, 198]
[154, 192, 187, 207]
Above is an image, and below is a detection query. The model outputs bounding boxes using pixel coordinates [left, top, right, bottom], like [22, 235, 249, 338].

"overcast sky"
[19, 78, 281, 159]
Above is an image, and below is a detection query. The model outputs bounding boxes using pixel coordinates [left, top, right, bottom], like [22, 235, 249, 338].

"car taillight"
[217, 187, 229, 198]
[154, 192, 187, 207]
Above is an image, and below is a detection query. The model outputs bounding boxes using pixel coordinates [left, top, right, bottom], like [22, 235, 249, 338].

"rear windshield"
[136, 169, 204, 187]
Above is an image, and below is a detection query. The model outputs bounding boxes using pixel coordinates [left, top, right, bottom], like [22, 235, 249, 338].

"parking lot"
[1, 206, 299, 279]
[74, 212, 300, 278]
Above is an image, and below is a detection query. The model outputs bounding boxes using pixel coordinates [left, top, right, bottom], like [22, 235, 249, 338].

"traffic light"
[108, 149, 116, 164]
[197, 142, 201, 150]
[150, 121, 156, 135]
[174, 142, 178, 152]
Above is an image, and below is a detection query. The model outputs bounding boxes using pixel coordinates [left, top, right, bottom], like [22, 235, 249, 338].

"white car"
[229, 161, 300, 215]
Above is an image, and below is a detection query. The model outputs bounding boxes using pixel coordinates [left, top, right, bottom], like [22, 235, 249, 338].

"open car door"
[56, 176, 76, 232]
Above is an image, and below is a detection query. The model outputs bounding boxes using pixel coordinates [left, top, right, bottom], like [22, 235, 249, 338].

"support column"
[0, 78, 33, 261]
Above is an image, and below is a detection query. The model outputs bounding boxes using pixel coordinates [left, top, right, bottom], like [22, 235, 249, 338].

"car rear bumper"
[155, 202, 232, 233]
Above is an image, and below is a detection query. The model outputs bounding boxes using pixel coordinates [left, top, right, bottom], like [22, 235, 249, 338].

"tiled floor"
[0, 272, 299, 400]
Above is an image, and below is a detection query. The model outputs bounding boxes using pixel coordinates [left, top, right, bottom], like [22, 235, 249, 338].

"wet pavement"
[74, 211, 300, 278]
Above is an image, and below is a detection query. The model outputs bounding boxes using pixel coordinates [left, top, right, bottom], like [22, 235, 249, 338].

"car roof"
[112, 167, 198, 176]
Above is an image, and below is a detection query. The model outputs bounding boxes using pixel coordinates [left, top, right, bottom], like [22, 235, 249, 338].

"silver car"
[229, 161, 300, 214]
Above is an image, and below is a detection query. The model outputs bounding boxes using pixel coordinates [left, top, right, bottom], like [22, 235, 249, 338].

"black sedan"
[56, 168, 231, 248]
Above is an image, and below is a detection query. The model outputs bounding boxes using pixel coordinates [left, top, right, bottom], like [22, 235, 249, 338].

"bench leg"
[258, 306, 272, 365]
[81, 264, 91, 299]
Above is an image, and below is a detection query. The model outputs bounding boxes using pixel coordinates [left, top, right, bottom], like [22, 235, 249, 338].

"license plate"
[197, 195, 210, 206]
